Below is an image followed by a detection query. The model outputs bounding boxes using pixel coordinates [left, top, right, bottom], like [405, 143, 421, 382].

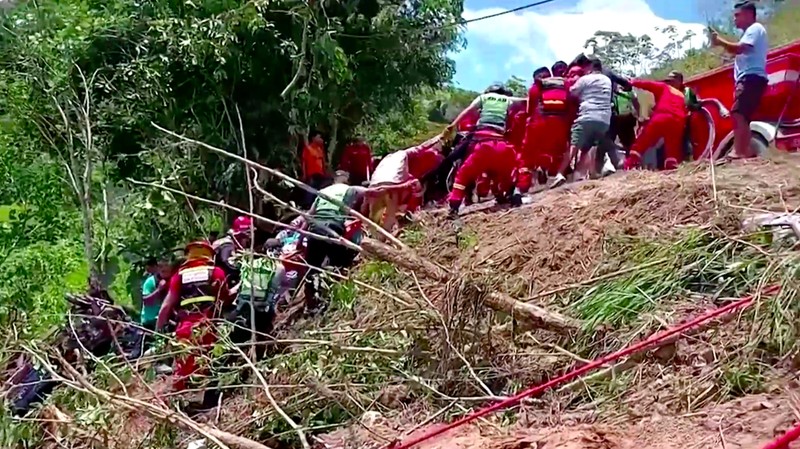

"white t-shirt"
[570, 73, 613, 124]
[734, 22, 768, 81]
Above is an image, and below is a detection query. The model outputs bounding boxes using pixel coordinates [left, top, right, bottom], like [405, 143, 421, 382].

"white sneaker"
[549, 173, 567, 189]
[601, 155, 617, 177]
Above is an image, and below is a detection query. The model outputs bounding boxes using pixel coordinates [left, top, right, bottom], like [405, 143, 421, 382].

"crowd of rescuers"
[137, 25, 756, 406]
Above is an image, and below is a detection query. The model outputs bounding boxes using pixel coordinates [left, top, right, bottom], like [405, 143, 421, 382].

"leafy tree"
[504, 75, 528, 97]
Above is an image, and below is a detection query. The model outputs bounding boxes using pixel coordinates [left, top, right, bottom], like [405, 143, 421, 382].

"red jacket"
[407, 145, 443, 180]
[631, 79, 686, 119]
[338, 142, 372, 180]
[457, 108, 480, 132]
[506, 101, 527, 149]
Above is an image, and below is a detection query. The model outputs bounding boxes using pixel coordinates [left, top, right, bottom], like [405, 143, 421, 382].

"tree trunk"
[360, 238, 580, 335]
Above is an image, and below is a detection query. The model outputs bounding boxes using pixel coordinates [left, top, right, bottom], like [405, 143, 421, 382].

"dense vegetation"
[0, 0, 466, 335]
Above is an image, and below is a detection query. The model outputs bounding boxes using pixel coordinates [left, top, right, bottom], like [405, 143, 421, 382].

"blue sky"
[452, 0, 709, 91]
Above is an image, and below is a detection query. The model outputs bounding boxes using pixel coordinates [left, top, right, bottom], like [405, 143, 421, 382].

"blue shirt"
[734, 22, 768, 81]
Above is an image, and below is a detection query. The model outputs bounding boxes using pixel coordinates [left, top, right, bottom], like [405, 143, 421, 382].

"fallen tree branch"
[23, 346, 274, 449]
[229, 342, 311, 449]
[361, 238, 581, 335]
[151, 122, 407, 249]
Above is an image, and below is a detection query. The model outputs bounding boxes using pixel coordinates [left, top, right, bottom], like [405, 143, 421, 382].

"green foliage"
[572, 230, 771, 330]
[0, 239, 87, 336]
[0, 0, 465, 336]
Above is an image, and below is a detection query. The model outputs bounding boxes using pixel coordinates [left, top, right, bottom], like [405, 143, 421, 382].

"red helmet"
[185, 240, 214, 261]
[231, 215, 253, 235]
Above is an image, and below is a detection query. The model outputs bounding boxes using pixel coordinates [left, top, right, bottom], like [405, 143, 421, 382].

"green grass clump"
[572, 229, 772, 331]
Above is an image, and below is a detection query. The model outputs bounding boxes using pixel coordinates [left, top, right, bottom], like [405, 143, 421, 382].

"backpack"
[538, 77, 569, 116]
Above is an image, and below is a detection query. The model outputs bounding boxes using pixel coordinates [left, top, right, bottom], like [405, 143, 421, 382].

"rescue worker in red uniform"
[444, 84, 524, 217]
[338, 138, 373, 186]
[517, 66, 575, 192]
[624, 71, 688, 170]
[157, 241, 229, 393]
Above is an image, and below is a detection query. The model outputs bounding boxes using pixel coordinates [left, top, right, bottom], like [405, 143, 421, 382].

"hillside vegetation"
[3, 1, 800, 449]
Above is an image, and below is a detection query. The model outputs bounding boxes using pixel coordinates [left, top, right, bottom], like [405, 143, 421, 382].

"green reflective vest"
[614, 90, 636, 116]
[684, 87, 700, 111]
[237, 255, 277, 299]
[476, 93, 511, 130]
[313, 183, 351, 222]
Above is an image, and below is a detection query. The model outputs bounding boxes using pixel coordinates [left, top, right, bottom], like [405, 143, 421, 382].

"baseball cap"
[664, 70, 684, 83]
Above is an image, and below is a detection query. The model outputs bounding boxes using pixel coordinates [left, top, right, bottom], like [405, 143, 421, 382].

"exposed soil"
[411, 158, 800, 294]
[318, 386, 800, 449]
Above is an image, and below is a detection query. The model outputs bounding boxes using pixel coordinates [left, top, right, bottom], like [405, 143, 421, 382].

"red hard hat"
[231, 215, 253, 235]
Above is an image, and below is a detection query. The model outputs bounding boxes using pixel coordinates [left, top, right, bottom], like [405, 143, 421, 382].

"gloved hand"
[623, 156, 639, 171]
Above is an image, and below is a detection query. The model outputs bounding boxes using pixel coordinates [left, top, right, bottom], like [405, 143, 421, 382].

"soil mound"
[412, 159, 800, 293]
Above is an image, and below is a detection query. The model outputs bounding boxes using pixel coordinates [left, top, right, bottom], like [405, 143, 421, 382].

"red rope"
[762, 422, 800, 449]
[389, 285, 781, 449]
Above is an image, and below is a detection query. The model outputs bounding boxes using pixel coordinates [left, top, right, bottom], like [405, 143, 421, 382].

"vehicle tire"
[750, 133, 769, 156]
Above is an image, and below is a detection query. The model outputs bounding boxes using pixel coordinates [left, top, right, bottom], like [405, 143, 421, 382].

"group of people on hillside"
[139, 172, 371, 405]
[137, 0, 770, 409]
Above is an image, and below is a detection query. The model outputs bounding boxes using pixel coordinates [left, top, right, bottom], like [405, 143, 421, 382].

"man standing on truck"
[710, 0, 768, 159]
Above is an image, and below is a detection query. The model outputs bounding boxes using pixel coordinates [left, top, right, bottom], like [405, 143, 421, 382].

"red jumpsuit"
[405, 141, 444, 211]
[627, 80, 687, 170]
[518, 80, 574, 191]
[474, 102, 526, 199]
[168, 260, 228, 391]
[448, 130, 516, 205]
[338, 141, 373, 185]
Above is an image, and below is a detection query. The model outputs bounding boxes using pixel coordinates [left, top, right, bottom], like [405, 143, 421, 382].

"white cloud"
[463, 0, 707, 75]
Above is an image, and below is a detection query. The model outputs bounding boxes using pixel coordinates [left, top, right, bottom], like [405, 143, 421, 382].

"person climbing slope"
[551, 58, 618, 188]
[624, 71, 688, 170]
[157, 240, 230, 396]
[302, 171, 367, 315]
[368, 136, 443, 232]
[517, 65, 575, 192]
[444, 84, 525, 216]
[213, 215, 253, 289]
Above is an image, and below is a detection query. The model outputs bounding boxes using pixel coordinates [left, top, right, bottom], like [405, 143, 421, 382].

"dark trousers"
[304, 221, 358, 310]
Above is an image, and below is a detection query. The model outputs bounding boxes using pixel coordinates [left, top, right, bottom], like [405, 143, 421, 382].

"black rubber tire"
[750, 133, 769, 156]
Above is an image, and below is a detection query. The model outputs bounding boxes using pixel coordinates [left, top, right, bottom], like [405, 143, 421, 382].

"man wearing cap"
[710, 1, 768, 159]
[625, 71, 688, 170]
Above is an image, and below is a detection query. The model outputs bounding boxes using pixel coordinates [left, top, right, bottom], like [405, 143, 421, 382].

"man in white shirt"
[710, 0, 768, 159]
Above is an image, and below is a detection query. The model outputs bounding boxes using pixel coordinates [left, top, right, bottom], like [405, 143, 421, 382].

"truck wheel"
[750, 133, 769, 156]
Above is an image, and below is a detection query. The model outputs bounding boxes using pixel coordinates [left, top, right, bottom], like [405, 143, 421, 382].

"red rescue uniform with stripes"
[518, 78, 575, 190]
[627, 79, 687, 170]
[447, 130, 517, 204]
[167, 259, 228, 391]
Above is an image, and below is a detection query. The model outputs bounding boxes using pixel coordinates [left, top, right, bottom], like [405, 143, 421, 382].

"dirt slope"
[412, 158, 800, 293]
[319, 385, 799, 449]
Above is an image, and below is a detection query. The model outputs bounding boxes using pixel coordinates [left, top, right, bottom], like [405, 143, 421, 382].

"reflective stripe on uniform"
[179, 295, 215, 307]
[452, 183, 466, 190]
